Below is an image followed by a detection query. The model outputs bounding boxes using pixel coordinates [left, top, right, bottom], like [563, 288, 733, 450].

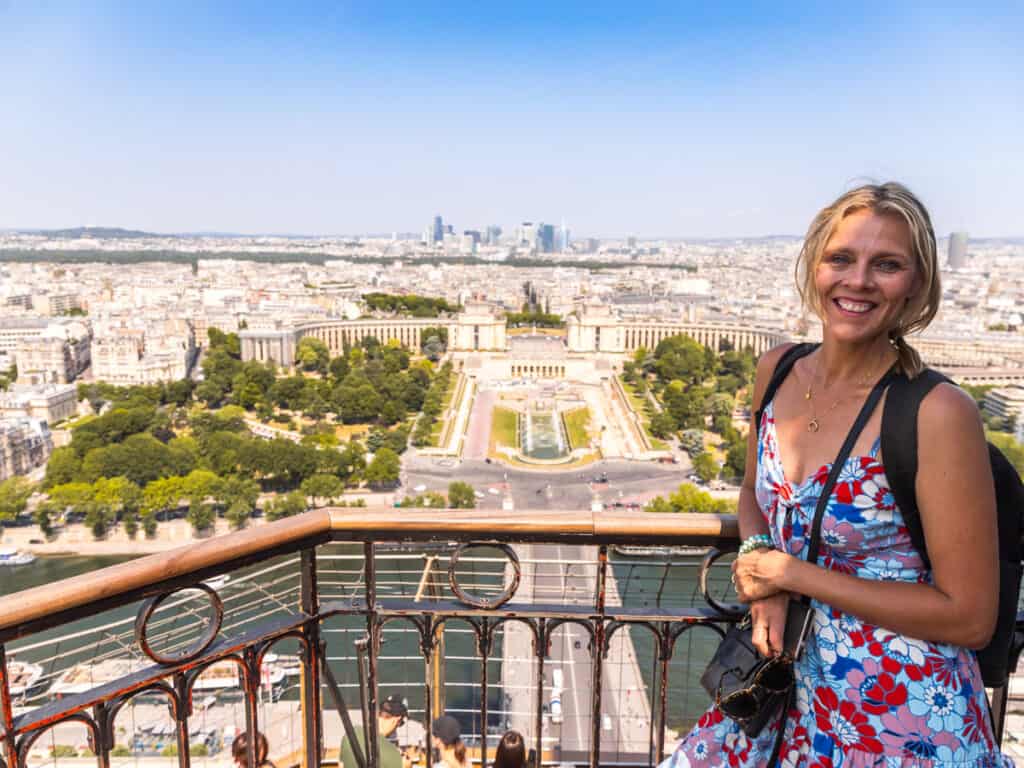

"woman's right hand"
[749, 592, 789, 657]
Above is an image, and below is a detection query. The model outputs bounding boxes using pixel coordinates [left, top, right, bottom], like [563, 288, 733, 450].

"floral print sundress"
[662, 401, 1012, 768]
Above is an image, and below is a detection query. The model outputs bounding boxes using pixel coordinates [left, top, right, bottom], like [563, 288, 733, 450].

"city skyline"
[1, 2, 1021, 237]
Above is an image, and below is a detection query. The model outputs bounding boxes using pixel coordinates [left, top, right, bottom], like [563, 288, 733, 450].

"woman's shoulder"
[917, 379, 981, 433]
[750, 342, 801, 408]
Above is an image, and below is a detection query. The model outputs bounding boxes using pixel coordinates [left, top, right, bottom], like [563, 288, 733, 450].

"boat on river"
[48, 657, 287, 697]
[0, 547, 36, 566]
[612, 545, 709, 559]
[8, 660, 45, 700]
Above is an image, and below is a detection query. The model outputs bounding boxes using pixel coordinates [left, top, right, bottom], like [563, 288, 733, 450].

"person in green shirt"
[339, 695, 408, 768]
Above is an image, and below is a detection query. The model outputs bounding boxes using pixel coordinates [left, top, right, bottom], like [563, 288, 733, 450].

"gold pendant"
[807, 418, 819, 433]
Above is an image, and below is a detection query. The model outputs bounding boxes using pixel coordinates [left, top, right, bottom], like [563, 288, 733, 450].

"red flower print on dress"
[813, 687, 883, 754]
[697, 707, 724, 729]
[963, 695, 995, 748]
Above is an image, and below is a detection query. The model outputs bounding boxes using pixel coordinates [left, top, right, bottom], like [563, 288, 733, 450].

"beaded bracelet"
[738, 534, 773, 557]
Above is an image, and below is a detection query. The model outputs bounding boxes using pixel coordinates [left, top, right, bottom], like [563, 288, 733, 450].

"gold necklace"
[804, 354, 886, 433]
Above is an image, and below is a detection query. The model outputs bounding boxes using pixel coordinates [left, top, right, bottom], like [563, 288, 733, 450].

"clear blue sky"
[1, 1, 1020, 238]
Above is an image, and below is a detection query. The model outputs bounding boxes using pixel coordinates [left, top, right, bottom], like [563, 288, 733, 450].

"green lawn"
[563, 407, 591, 450]
[491, 406, 519, 449]
[620, 378, 670, 451]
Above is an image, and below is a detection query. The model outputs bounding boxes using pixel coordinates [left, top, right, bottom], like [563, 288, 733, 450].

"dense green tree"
[215, 476, 260, 515]
[653, 336, 711, 386]
[296, 337, 329, 373]
[724, 441, 747, 481]
[80, 433, 182, 486]
[301, 474, 344, 506]
[92, 476, 142, 538]
[335, 383, 383, 423]
[660, 483, 734, 514]
[43, 446, 81, 488]
[264, 490, 307, 521]
[269, 376, 308, 410]
[165, 379, 196, 407]
[338, 441, 367, 481]
[447, 481, 476, 509]
[328, 355, 350, 381]
[142, 476, 187, 521]
[363, 293, 458, 317]
[692, 452, 719, 483]
[207, 328, 241, 358]
[664, 388, 705, 431]
[649, 411, 678, 439]
[0, 477, 34, 521]
[195, 378, 229, 408]
[364, 447, 400, 488]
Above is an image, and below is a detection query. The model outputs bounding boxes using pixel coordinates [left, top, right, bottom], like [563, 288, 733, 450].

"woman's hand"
[748, 592, 789, 657]
[732, 548, 791, 603]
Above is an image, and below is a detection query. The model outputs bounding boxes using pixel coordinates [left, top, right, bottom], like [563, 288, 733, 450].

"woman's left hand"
[732, 548, 792, 603]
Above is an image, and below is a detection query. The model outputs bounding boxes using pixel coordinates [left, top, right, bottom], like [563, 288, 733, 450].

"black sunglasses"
[716, 654, 795, 721]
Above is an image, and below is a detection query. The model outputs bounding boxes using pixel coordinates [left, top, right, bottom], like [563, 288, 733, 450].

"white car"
[413, 484, 427, 492]
[487, 488, 501, 496]
[474, 491, 485, 499]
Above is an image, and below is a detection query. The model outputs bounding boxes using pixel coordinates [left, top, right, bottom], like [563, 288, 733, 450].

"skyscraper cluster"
[423, 215, 568, 253]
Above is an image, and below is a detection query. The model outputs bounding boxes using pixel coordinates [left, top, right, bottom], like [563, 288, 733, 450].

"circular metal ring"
[448, 542, 521, 609]
[135, 582, 224, 665]
[700, 546, 746, 619]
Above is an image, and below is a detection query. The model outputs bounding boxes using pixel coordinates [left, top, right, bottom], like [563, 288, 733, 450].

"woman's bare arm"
[737, 344, 793, 656]
[735, 383, 998, 648]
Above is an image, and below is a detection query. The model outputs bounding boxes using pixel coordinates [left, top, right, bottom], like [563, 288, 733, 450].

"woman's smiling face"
[815, 208, 920, 346]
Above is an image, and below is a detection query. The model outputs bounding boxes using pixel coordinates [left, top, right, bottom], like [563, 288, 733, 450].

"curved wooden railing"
[0, 510, 738, 642]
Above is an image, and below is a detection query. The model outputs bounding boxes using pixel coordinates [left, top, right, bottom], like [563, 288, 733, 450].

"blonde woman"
[664, 182, 1011, 767]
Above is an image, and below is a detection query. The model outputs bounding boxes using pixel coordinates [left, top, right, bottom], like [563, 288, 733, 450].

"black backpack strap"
[879, 368, 953, 568]
[766, 367, 895, 768]
[754, 343, 818, 437]
[806, 368, 897, 566]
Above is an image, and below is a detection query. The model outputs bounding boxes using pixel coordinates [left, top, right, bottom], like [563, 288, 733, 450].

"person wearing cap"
[339, 695, 408, 768]
[431, 715, 468, 768]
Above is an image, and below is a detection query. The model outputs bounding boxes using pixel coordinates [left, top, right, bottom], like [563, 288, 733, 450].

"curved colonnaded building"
[239, 302, 789, 374]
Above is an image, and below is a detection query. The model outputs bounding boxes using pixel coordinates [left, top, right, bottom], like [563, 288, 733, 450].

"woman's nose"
[844, 259, 874, 290]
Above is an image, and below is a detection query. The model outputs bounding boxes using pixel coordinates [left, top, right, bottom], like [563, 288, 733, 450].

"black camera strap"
[766, 365, 895, 767]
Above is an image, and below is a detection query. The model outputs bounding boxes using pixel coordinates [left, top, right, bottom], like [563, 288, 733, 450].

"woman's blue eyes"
[823, 254, 903, 271]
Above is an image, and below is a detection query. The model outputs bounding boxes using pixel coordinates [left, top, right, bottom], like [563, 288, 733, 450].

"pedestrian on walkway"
[492, 730, 526, 768]
[232, 730, 275, 768]
[339, 695, 408, 768]
[431, 715, 468, 768]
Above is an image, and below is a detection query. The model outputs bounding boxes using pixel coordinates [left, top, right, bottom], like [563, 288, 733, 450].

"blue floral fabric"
[661, 402, 1012, 768]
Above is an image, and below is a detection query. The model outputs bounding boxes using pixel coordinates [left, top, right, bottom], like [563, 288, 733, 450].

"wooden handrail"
[0, 508, 738, 639]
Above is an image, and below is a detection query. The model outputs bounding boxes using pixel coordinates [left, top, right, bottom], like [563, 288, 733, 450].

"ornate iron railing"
[0, 509, 1018, 768]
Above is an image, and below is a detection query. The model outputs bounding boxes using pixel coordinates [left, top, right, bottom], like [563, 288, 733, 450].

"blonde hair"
[795, 182, 941, 377]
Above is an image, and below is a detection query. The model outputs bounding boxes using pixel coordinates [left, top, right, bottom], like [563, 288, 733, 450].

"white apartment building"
[0, 317, 51, 355]
[0, 383, 79, 425]
[0, 417, 53, 481]
[33, 292, 82, 316]
[984, 386, 1024, 428]
[15, 320, 92, 384]
[90, 320, 196, 385]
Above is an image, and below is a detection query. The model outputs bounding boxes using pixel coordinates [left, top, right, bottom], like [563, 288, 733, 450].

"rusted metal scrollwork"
[134, 583, 224, 665]
[447, 541, 521, 609]
[699, 545, 746, 619]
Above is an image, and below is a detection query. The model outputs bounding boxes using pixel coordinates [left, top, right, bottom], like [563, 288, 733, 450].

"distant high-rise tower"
[948, 232, 968, 270]
[539, 224, 556, 253]
[558, 220, 570, 252]
[485, 225, 502, 245]
[433, 215, 444, 244]
[518, 222, 538, 249]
